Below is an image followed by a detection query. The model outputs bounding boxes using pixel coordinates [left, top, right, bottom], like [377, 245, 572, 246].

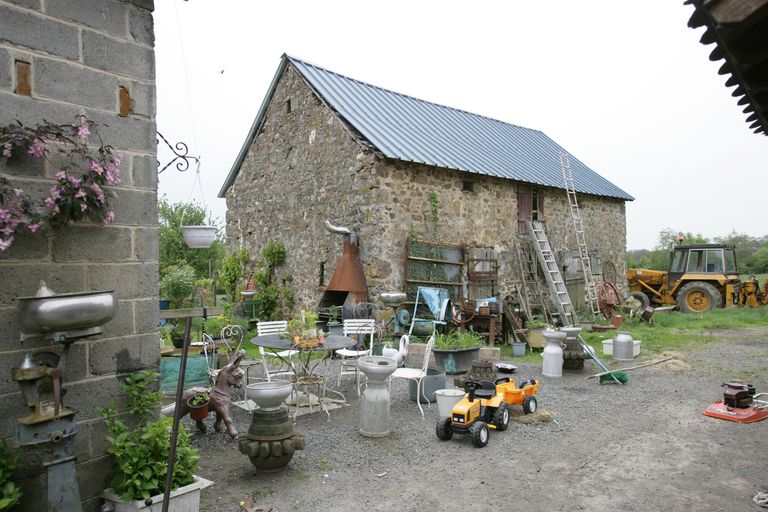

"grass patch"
[582, 307, 768, 355]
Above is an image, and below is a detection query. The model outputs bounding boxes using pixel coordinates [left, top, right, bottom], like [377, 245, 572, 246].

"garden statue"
[176, 349, 245, 439]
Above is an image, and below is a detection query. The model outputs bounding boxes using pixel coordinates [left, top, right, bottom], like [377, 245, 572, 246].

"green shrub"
[160, 263, 196, 309]
[0, 440, 22, 510]
[99, 371, 199, 502]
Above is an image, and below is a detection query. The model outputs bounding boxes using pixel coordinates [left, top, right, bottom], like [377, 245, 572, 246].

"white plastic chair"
[337, 318, 377, 396]
[256, 320, 297, 382]
[390, 331, 436, 418]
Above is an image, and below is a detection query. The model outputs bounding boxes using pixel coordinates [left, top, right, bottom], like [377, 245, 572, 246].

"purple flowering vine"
[0, 116, 122, 251]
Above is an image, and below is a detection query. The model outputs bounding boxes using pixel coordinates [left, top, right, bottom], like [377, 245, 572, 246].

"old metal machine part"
[17, 281, 117, 343]
[10, 351, 82, 512]
[703, 380, 768, 423]
[561, 326, 588, 370]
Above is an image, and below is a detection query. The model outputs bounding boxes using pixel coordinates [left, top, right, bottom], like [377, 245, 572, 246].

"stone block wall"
[226, 62, 628, 313]
[0, 1, 157, 511]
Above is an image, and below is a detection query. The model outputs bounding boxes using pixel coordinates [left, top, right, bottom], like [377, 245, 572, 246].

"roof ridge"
[285, 54, 543, 136]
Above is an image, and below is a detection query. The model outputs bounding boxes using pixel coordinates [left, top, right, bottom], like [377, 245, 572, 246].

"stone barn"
[219, 54, 633, 318]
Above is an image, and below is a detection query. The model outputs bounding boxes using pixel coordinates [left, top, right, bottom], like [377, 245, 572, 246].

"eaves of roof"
[686, 0, 768, 135]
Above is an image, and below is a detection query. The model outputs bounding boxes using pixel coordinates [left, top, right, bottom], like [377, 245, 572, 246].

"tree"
[656, 228, 709, 250]
[743, 244, 768, 274]
[714, 231, 764, 269]
[158, 197, 224, 279]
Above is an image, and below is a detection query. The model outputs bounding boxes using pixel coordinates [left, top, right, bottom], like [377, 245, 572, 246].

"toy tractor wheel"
[492, 404, 509, 431]
[469, 421, 490, 448]
[435, 417, 453, 441]
[522, 395, 538, 415]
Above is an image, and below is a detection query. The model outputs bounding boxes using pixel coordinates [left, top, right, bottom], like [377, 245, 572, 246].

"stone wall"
[225, 64, 379, 308]
[0, 1, 157, 510]
[226, 63, 627, 314]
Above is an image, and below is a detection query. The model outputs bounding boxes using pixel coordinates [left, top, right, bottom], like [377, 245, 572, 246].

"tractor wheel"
[492, 405, 510, 431]
[522, 395, 538, 415]
[677, 282, 722, 314]
[629, 291, 650, 310]
[435, 417, 453, 441]
[469, 421, 490, 448]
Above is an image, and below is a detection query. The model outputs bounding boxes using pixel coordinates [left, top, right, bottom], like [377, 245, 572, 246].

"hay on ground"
[510, 409, 555, 424]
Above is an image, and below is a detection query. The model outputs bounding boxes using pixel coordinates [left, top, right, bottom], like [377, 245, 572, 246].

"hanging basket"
[180, 225, 217, 249]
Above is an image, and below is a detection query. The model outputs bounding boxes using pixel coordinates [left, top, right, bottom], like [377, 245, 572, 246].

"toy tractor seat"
[472, 389, 496, 399]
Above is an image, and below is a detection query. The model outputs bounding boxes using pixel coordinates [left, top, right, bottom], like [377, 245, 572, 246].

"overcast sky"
[153, 1, 767, 251]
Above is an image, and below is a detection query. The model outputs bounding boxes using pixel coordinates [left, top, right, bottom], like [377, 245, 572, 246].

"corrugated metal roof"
[219, 55, 633, 200]
[289, 56, 632, 201]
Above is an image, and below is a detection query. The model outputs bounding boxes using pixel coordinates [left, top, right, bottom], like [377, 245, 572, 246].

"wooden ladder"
[513, 235, 554, 325]
[527, 220, 578, 327]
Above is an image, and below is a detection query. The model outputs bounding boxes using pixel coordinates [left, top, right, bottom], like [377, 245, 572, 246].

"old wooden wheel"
[597, 282, 621, 319]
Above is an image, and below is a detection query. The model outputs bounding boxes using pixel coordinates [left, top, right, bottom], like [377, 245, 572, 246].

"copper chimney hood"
[319, 220, 368, 319]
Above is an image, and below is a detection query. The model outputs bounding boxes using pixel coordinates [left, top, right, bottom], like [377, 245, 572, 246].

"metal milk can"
[542, 330, 566, 378]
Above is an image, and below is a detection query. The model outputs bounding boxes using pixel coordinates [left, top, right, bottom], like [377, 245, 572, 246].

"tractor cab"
[667, 244, 739, 291]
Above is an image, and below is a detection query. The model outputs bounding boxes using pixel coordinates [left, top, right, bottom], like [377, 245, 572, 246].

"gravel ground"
[189, 327, 768, 512]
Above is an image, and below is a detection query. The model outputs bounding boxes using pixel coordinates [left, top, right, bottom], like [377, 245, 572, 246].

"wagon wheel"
[597, 282, 621, 319]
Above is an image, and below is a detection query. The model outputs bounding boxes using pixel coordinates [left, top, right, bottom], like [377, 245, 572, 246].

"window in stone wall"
[319, 261, 325, 286]
[462, 180, 475, 192]
[517, 187, 544, 232]
[285, 98, 293, 114]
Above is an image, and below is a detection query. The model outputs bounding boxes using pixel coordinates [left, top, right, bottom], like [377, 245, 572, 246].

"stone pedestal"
[238, 408, 305, 472]
[358, 356, 396, 437]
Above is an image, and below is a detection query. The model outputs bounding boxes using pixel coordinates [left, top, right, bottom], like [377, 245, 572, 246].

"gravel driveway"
[191, 327, 768, 512]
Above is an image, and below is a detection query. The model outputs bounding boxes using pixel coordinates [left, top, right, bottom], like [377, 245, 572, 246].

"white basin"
[246, 381, 293, 411]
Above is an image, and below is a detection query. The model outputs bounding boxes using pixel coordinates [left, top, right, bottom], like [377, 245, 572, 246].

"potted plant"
[326, 305, 343, 336]
[432, 331, 486, 374]
[0, 116, 122, 253]
[187, 391, 209, 421]
[287, 310, 320, 348]
[100, 371, 212, 511]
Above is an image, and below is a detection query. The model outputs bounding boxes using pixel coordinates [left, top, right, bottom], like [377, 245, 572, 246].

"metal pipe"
[323, 219, 351, 236]
[161, 316, 192, 512]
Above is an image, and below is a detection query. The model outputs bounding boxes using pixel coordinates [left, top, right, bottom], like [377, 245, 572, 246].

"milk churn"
[542, 330, 566, 378]
[612, 332, 635, 361]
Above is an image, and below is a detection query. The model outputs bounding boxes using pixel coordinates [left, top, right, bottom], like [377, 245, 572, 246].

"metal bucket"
[435, 388, 465, 417]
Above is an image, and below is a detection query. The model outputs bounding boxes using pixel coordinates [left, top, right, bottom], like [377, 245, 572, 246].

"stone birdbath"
[358, 356, 397, 437]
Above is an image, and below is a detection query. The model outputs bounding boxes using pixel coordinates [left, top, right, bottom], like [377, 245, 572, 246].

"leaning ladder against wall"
[560, 151, 600, 320]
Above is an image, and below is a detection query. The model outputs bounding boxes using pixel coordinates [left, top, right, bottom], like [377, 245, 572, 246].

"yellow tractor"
[627, 244, 766, 313]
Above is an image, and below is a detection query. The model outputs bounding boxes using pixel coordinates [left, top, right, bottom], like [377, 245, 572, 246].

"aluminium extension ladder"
[560, 151, 601, 319]
[526, 220, 578, 327]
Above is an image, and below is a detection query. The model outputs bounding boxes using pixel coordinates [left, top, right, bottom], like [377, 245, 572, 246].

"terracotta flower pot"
[187, 398, 209, 420]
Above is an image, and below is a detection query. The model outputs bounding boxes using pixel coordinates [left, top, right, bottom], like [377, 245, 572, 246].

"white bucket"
[435, 388, 465, 417]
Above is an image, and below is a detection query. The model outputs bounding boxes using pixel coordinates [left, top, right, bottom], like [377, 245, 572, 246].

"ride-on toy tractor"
[435, 377, 540, 448]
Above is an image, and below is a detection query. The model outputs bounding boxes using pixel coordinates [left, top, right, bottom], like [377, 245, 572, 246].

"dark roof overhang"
[686, 0, 768, 135]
